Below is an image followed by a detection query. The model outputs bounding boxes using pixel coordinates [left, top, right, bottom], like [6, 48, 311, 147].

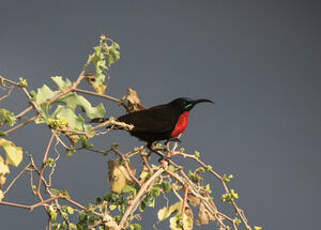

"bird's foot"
[165, 138, 181, 154]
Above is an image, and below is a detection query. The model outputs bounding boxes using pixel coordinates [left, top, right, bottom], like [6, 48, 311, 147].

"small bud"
[206, 165, 212, 171]
[234, 218, 241, 226]
[230, 189, 239, 199]
[100, 34, 107, 42]
[18, 77, 28, 87]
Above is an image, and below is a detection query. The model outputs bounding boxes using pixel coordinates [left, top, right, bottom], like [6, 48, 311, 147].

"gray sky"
[1, 1, 320, 229]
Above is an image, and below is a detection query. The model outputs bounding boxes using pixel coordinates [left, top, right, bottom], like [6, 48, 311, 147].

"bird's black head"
[170, 97, 214, 113]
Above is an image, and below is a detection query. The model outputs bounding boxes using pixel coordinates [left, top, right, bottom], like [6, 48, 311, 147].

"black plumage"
[92, 97, 213, 146]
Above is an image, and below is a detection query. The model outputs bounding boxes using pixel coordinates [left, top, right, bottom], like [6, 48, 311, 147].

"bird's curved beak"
[185, 98, 214, 110]
[192, 98, 215, 106]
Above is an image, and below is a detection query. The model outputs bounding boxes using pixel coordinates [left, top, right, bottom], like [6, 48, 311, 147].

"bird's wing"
[118, 104, 175, 134]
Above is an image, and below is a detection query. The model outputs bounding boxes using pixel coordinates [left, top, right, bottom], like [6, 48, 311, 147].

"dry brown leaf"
[187, 193, 200, 207]
[92, 84, 107, 95]
[107, 160, 136, 194]
[0, 190, 3, 202]
[196, 202, 215, 225]
[125, 88, 145, 112]
[183, 207, 194, 230]
[169, 207, 193, 230]
[64, 124, 81, 147]
[86, 72, 107, 95]
[0, 78, 5, 87]
[0, 174, 6, 188]
[157, 201, 182, 221]
[107, 160, 127, 194]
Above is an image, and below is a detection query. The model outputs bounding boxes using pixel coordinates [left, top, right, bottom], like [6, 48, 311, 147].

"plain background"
[1, 1, 320, 229]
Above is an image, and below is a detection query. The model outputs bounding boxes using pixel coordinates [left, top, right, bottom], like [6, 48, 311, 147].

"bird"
[92, 97, 214, 148]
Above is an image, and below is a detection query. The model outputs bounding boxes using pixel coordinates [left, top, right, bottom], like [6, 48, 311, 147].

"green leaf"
[0, 131, 8, 137]
[150, 186, 160, 198]
[32, 77, 106, 143]
[66, 206, 74, 215]
[168, 165, 176, 172]
[0, 109, 16, 127]
[48, 205, 57, 221]
[145, 197, 155, 208]
[122, 184, 137, 195]
[131, 223, 141, 230]
[51, 76, 72, 89]
[49, 188, 61, 196]
[0, 138, 23, 167]
[57, 92, 105, 119]
[49, 188, 70, 198]
[161, 181, 172, 193]
[139, 200, 146, 212]
[109, 204, 117, 211]
[70, 223, 77, 230]
[50, 92, 105, 134]
[31, 84, 57, 104]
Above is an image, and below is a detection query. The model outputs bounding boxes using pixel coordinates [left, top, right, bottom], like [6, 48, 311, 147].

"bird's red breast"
[171, 111, 190, 137]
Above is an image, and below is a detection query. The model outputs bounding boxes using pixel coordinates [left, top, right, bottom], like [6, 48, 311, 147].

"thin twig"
[15, 106, 33, 119]
[55, 128, 89, 138]
[0, 85, 16, 101]
[37, 130, 57, 200]
[0, 75, 20, 86]
[30, 196, 61, 211]
[0, 201, 30, 209]
[3, 163, 31, 195]
[74, 88, 124, 105]
[181, 186, 189, 227]
[4, 115, 38, 135]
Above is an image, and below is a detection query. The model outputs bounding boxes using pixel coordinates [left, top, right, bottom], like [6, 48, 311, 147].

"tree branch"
[119, 167, 165, 229]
